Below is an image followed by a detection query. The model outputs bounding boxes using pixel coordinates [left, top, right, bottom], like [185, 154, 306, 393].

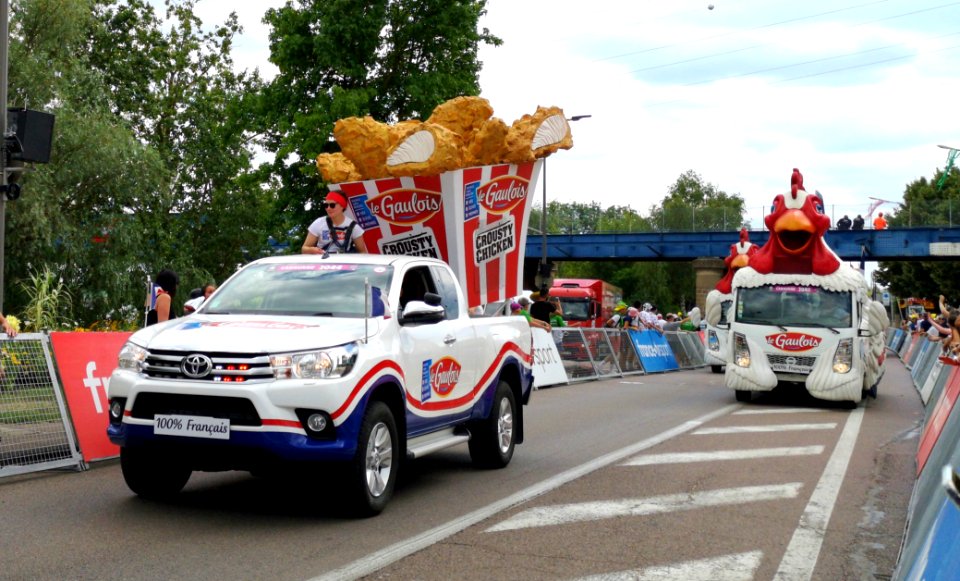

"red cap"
[325, 191, 348, 208]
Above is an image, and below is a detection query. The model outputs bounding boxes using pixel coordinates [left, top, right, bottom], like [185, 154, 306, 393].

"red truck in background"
[550, 279, 623, 328]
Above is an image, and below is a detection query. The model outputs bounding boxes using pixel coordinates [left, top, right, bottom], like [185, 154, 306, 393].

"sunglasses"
[324, 203, 339, 208]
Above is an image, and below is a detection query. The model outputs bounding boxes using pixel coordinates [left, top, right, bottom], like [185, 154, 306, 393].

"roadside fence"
[888, 329, 960, 579]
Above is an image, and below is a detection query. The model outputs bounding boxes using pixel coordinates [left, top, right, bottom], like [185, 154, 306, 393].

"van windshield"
[736, 285, 852, 328]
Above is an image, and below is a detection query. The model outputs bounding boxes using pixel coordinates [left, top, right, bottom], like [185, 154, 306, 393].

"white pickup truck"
[107, 254, 534, 515]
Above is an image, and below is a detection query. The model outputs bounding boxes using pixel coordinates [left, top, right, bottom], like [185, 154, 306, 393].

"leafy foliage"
[875, 167, 960, 300]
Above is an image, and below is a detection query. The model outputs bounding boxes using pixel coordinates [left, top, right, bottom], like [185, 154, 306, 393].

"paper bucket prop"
[333, 160, 542, 308]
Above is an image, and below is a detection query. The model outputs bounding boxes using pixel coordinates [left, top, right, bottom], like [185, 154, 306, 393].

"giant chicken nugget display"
[316, 96, 574, 308]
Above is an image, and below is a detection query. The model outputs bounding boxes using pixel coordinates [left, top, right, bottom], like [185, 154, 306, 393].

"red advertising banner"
[333, 160, 542, 308]
[50, 332, 131, 462]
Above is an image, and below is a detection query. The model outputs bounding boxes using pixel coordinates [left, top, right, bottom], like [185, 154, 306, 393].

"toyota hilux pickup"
[107, 254, 534, 515]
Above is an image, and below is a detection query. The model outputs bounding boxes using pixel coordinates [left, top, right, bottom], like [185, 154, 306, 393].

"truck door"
[397, 265, 476, 432]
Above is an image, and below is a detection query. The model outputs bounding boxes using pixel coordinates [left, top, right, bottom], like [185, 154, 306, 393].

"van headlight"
[117, 342, 148, 371]
[734, 332, 751, 367]
[833, 338, 853, 374]
[270, 343, 358, 379]
[708, 330, 720, 352]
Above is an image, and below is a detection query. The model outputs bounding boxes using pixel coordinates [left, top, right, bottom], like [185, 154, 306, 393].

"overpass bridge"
[523, 226, 960, 262]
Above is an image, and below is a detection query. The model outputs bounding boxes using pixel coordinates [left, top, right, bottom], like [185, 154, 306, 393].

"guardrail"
[888, 329, 960, 579]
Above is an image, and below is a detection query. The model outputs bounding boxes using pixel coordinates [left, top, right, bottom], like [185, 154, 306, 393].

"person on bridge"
[852, 214, 865, 230]
[836, 215, 852, 230]
[873, 212, 887, 230]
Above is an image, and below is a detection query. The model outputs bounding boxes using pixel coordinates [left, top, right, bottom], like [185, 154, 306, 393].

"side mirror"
[858, 328, 874, 338]
[400, 300, 445, 325]
[717, 322, 730, 330]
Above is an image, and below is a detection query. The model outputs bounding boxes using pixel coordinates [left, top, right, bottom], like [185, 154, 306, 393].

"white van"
[720, 265, 888, 405]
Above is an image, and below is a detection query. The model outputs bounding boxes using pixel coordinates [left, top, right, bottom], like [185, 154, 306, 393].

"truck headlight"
[117, 342, 147, 371]
[833, 338, 853, 374]
[270, 343, 358, 379]
[734, 332, 751, 368]
[708, 330, 719, 352]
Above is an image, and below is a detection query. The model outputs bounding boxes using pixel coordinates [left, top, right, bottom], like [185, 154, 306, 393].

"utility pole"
[0, 0, 9, 311]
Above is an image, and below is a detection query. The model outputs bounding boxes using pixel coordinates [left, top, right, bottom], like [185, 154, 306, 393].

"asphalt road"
[0, 359, 923, 581]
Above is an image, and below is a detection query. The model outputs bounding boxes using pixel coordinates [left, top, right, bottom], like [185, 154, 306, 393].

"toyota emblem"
[181, 354, 213, 379]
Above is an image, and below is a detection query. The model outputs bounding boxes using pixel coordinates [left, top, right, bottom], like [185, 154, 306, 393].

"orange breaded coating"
[503, 106, 573, 164]
[426, 96, 494, 137]
[315, 152, 362, 183]
[334, 116, 394, 180]
[464, 117, 510, 167]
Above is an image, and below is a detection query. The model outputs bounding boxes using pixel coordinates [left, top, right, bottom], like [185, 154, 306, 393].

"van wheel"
[347, 401, 398, 517]
[469, 381, 516, 469]
[711, 365, 723, 374]
[735, 390, 751, 402]
[120, 447, 191, 500]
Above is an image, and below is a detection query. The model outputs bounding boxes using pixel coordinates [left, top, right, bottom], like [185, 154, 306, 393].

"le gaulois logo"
[367, 188, 442, 226]
[478, 175, 528, 214]
[430, 357, 461, 397]
[765, 332, 822, 352]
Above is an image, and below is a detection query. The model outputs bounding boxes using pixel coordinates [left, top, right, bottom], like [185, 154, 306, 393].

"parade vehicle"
[549, 279, 622, 328]
[705, 229, 757, 374]
[719, 170, 888, 404]
[107, 254, 534, 515]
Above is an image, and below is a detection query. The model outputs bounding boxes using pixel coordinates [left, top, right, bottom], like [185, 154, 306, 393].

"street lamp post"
[540, 114, 591, 287]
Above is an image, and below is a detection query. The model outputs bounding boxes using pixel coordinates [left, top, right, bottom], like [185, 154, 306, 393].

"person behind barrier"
[662, 313, 681, 331]
[511, 300, 550, 332]
[548, 296, 565, 328]
[529, 291, 556, 325]
[147, 269, 179, 326]
[302, 190, 368, 254]
[606, 301, 628, 328]
[0, 310, 18, 337]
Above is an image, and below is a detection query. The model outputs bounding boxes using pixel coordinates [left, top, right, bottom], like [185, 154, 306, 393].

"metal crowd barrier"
[546, 327, 705, 385]
[0, 334, 84, 478]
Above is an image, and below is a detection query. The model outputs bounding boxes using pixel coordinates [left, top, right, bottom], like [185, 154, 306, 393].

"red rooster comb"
[739, 227, 749, 244]
[791, 168, 803, 199]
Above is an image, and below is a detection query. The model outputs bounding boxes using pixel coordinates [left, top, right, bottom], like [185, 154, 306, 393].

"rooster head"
[749, 169, 841, 275]
[716, 227, 758, 293]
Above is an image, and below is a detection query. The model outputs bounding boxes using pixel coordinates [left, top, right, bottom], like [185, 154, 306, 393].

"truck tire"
[735, 390, 751, 402]
[347, 401, 398, 517]
[120, 447, 191, 500]
[469, 381, 516, 469]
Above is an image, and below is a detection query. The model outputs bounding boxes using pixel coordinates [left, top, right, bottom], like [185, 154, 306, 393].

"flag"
[866, 199, 885, 217]
[145, 281, 160, 309]
[369, 286, 390, 318]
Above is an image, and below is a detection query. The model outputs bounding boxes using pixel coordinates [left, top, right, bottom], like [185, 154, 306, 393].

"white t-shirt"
[308, 217, 365, 253]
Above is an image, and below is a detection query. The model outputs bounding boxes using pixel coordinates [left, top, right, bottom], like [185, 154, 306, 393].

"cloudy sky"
[190, 0, 960, 228]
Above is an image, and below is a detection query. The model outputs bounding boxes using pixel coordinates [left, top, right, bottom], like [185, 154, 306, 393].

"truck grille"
[143, 350, 273, 383]
[131, 393, 262, 426]
[767, 354, 817, 375]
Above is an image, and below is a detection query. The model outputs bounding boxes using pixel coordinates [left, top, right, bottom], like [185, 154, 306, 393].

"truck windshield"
[558, 298, 590, 321]
[736, 285, 852, 328]
[202, 263, 394, 317]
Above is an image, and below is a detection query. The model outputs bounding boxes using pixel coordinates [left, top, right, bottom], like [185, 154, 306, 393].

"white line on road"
[485, 483, 802, 532]
[733, 408, 822, 415]
[693, 423, 837, 435]
[309, 404, 741, 581]
[573, 550, 764, 581]
[621, 445, 825, 466]
[774, 406, 865, 580]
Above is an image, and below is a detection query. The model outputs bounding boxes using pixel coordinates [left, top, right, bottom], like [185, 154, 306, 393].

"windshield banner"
[628, 329, 679, 372]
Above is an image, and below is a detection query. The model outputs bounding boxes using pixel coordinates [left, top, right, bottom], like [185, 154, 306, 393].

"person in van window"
[302, 190, 368, 254]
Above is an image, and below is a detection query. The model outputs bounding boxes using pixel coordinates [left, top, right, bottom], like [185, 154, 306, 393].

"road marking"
[694, 423, 836, 435]
[309, 404, 741, 581]
[573, 550, 764, 581]
[621, 445, 824, 466]
[485, 483, 802, 532]
[774, 406, 865, 580]
[733, 408, 822, 415]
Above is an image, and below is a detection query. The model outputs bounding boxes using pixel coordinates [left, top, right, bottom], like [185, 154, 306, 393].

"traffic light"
[2, 108, 55, 200]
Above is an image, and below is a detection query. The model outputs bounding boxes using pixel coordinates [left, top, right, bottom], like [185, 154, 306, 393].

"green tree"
[256, 0, 501, 246]
[649, 170, 747, 232]
[875, 167, 960, 300]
